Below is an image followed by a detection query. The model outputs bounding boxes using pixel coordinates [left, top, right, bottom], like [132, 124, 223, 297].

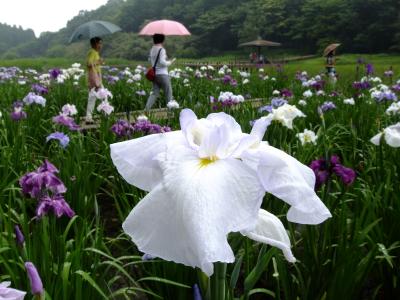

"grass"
[0, 53, 399, 299]
[1, 53, 399, 76]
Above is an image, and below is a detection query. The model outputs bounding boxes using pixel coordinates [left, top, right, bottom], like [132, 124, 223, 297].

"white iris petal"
[111, 108, 331, 275]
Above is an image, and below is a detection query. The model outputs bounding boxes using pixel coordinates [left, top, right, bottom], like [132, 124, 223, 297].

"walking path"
[181, 55, 317, 69]
[80, 98, 266, 130]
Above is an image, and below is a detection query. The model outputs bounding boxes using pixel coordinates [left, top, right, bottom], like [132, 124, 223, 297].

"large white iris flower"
[110, 109, 331, 276]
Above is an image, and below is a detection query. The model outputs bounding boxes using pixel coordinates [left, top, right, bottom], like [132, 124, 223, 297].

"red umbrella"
[139, 20, 190, 36]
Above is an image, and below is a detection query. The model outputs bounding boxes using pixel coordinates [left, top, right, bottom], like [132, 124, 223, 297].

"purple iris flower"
[392, 84, 400, 93]
[46, 132, 70, 148]
[141, 253, 155, 261]
[52, 114, 80, 131]
[49, 68, 61, 79]
[10, 101, 27, 121]
[222, 75, 232, 84]
[384, 70, 394, 77]
[352, 81, 371, 90]
[311, 80, 325, 90]
[14, 225, 25, 245]
[111, 120, 135, 138]
[230, 79, 238, 87]
[366, 64, 374, 76]
[271, 97, 288, 108]
[258, 105, 273, 113]
[36, 194, 75, 218]
[319, 101, 336, 112]
[25, 262, 44, 296]
[280, 88, 293, 98]
[217, 99, 236, 108]
[31, 83, 48, 95]
[106, 75, 119, 84]
[19, 160, 67, 198]
[296, 71, 308, 82]
[23, 92, 46, 107]
[310, 155, 356, 190]
[37, 159, 59, 173]
[193, 284, 203, 300]
[133, 120, 171, 135]
[332, 164, 356, 185]
[309, 159, 330, 188]
[0, 67, 20, 81]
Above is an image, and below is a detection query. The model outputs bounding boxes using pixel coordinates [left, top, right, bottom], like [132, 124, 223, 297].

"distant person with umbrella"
[324, 43, 340, 77]
[325, 50, 336, 75]
[139, 19, 190, 110]
[86, 37, 104, 122]
[145, 34, 176, 111]
[68, 20, 121, 123]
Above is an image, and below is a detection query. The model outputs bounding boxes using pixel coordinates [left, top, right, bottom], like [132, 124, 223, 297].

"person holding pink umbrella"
[139, 20, 190, 110]
[145, 34, 176, 110]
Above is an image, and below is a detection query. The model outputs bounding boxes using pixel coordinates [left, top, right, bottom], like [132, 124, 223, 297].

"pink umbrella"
[139, 19, 191, 36]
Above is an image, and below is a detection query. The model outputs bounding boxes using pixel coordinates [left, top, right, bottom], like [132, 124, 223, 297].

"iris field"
[0, 54, 399, 299]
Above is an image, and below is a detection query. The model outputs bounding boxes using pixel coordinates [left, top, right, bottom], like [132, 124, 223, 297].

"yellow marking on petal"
[199, 156, 218, 168]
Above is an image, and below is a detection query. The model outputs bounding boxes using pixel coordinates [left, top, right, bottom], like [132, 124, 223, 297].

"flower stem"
[212, 262, 227, 300]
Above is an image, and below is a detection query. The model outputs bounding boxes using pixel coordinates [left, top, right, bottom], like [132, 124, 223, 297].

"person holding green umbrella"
[85, 36, 104, 123]
[68, 20, 121, 123]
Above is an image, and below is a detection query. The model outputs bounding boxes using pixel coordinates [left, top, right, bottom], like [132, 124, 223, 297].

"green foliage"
[1, 0, 400, 60]
[0, 54, 399, 299]
[0, 23, 35, 53]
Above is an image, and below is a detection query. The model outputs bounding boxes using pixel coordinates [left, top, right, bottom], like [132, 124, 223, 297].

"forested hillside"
[0, 23, 36, 55]
[1, 0, 399, 59]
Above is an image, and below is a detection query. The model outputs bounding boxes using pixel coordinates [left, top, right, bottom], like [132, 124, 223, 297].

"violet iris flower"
[14, 225, 25, 245]
[19, 159, 67, 198]
[258, 105, 273, 114]
[319, 101, 336, 112]
[310, 155, 356, 189]
[193, 284, 203, 300]
[49, 68, 61, 79]
[280, 88, 293, 98]
[230, 79, 238, 87]
[384, 70, 394, 77]
[111, 120, 135, 138]
[222, 75, 232, 84]
[392, 84, 400, 93]
[271, 97, 288, 108]
[52, 114, 80, 131]
[10, 102, 27, 121]
[141, 253, 155, 261]
[133, 120, 171, 135]
[31, 83, 48, 95]
[25, 262, 44, 296]
[36, 194, 75, 218]
[19, 160, 74, 219]
[366, 64, 374, 76]
[352, 81, 371, 90]
[46, 132, 70, 148]
[23, 92, 46, 107]
[311, 80, 325, 90]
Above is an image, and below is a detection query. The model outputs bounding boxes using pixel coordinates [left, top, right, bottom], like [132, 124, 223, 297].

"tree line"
[1, 0, 399, 60]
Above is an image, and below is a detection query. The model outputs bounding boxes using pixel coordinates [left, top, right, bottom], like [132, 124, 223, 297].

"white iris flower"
[370, 123, 400, 147]
[111, 109, 331, 276]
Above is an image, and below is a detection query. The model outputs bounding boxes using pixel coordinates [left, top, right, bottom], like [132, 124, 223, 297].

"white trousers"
[86, 91, 97, 119]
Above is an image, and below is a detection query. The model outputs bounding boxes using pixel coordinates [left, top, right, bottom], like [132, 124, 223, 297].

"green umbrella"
[68, 20, 121, 44]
